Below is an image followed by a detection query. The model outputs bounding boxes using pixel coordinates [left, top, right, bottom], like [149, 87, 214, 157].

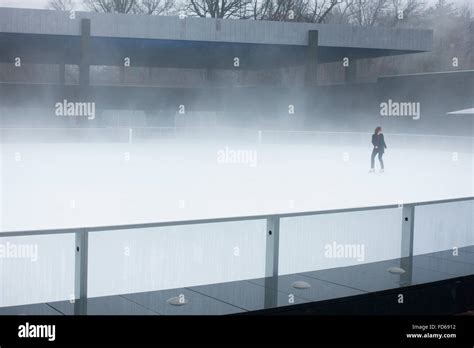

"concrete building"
[0, 7, 437, 131]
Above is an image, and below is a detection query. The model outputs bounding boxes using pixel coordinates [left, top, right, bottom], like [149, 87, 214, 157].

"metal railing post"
[401, 204, 415, 258]
[265, 216, 280, 277]
[400, 204, 415, 285]
[264, 216, 280, 308]
[74, 228, 89, 315]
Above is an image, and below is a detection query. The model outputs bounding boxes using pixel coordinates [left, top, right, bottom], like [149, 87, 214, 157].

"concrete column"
[78, 18, 91, 127]
[79, 19, 90, 87]
[119, 66, 125, 84]
[147, 66, 153, 86]
[344, 58, 357, 83]
[304, 30, 319, 87]
[303, 30, 319, 128]
[59, 63, 65, 84]
[205, 68, 215, 87]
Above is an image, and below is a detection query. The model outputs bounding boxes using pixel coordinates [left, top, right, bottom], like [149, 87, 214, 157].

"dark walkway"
[1, 246, 473, 315]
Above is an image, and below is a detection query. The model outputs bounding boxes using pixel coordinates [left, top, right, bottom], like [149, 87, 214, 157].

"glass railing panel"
[0, 233, 74, 308]
[413, 200, 474, 255]
[87, 219, 266, 297]
[279, 208, 403, 275]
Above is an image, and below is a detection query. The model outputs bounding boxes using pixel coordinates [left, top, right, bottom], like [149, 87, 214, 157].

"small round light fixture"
[292, 280, 311, 289]
[167, 296, 188, 306]
[387, 267, 406, 274]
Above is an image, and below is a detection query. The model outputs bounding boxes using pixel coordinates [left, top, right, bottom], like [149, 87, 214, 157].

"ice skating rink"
[0, 136, 473, 307]
[1, 139, 473, 232]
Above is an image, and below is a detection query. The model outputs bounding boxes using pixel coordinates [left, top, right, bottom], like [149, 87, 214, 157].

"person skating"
[369, 126, 387, 173]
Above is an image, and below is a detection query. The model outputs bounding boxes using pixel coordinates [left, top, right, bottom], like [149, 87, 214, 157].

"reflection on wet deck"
[1, 246, 472, 315]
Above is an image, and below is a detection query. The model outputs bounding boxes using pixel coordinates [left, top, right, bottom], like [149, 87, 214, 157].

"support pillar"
[119, 66, 125, 84]
[304, 30, 319, 87]
[344, 58, 357, 83]
[147, 66, 153, 86]
[303, 30, 319, 129]
[78, 18, 91, 127]
[59, 63, 65, 84]
[79, 18, 90, 88]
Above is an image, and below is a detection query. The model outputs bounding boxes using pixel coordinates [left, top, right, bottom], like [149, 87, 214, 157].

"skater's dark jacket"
[372, 133, 387, 153]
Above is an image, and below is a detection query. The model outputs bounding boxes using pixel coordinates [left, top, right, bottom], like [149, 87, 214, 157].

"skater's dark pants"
[371, 149, 384, 169]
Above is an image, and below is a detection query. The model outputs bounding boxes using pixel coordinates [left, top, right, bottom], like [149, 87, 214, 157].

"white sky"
[0, 0, 472, 11]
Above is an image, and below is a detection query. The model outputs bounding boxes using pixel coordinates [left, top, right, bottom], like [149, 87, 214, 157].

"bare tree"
[298, 0, 346, 23]
[257, 0, 296, 21]
[186, 0, 250, 18]
[85, 0, 139, 13]
[468, 18, 474, 66]
[138, 0, 175, 15]
[84, 0, 177, 14]
[387, 0, 426, 26]
[244, 0, 345, 23]
[327, 0, 354, 24]
[347, 0, 390, 26]
[326, 0, 426, 26]
[47, 0, 75, 11]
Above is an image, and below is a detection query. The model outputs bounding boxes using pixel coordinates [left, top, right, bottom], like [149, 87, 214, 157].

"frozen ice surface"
[1, 141, 472, 232]
[0, 140, 472, 307]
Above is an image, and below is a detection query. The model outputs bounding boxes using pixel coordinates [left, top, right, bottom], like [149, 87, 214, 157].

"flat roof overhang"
[0, 33, 425, 69]
[0, 7, 433, 70]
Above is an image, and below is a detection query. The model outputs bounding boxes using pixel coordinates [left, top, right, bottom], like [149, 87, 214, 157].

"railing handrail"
[1, 196, 472, 237]
[1, 195, 472, 314]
